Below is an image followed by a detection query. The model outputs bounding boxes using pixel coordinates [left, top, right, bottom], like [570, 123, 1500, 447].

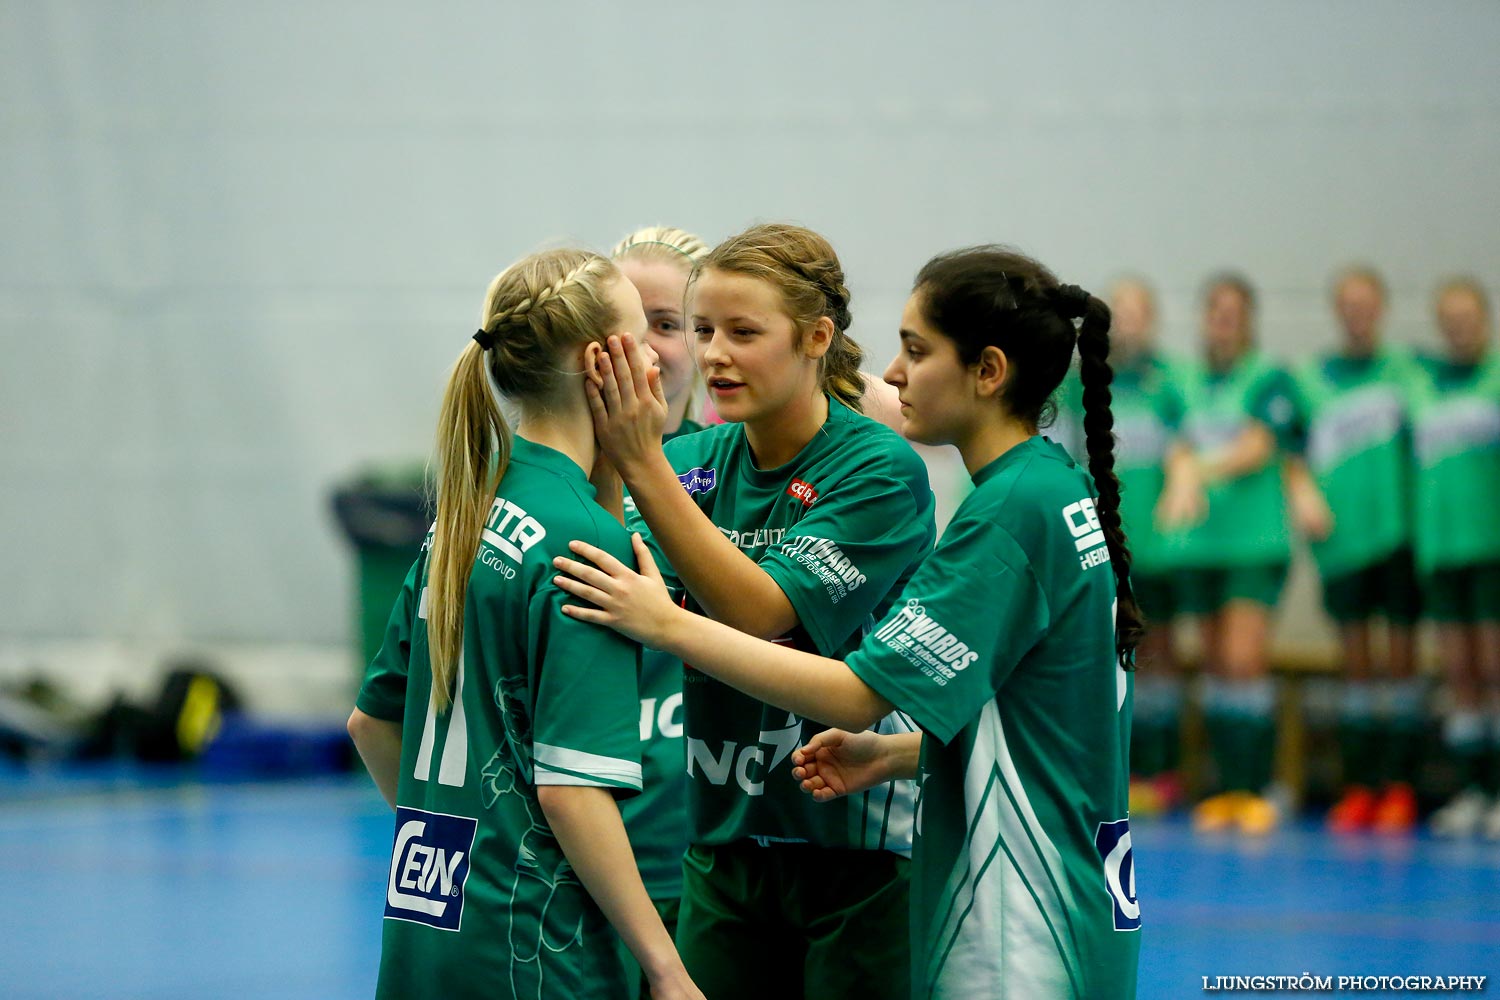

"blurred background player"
[1159, 274, 1303, 835]
[1292, 267, 1424, 834]
[587, 223, 935, 1000]
[346, 249, 702, 1000]
[1413, 278, 1500, 838]
[1098, 279, 1188, 815]
[608, 225, 709, 996]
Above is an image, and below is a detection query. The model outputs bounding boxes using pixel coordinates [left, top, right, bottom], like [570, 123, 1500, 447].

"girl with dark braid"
[554, 245, 1143, 999]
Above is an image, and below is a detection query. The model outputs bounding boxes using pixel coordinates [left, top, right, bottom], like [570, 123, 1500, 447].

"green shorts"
[1423, 561, 1500, 623]
[616, 896, 679, 1000]
[1322, 548, 1422, 624]
[676, 841, 910, 1000]
[1132, 570, 1181, 624]
[1176, 564, 1289, 615]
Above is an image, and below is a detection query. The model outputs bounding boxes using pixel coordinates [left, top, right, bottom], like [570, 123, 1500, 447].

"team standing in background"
[1066, 270, 1499, 840]
[348, 215, 1493, 999]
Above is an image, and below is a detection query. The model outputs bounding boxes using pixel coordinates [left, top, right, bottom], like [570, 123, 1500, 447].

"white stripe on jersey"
[534, 742, 643, 789]
[929, 700, 1081, 999]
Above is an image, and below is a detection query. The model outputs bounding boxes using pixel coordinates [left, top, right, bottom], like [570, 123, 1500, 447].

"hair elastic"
[472, 328, 495, 350]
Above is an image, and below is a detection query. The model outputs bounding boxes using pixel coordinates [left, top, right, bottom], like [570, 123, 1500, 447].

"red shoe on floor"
[1371, 782, 1417, 835]
[1326, 786, 1377, 834]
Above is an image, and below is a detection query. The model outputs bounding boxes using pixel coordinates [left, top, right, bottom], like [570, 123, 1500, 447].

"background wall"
[4, 2, 1498, 708]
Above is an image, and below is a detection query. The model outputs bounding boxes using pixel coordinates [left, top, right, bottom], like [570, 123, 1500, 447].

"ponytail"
[427, 340, 510, 711]
[1072, 292, 1145, 669]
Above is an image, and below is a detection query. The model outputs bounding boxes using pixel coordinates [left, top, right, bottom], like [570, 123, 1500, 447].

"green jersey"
[1169, 352, 1302, 567]
[643, 398, 936, 852]
[357, 437, 644, 1000]
[620, 419, 703, 900]
[848, 436, 1138, 1000]
[1295, 349, 1419, 577]
[1409, 353, 1500, 572]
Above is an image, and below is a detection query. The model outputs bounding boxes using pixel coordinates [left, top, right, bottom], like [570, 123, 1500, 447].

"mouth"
[708, 377, 745, 395]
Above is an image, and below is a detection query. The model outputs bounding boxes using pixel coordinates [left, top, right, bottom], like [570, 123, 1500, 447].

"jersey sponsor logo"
[480, 495, 547, 572]
[783, 535, 867, 604]
[872, 599, 978, 685]
[678, 466, 717, 496]
[718, 526, 788, 551]
[1307, 385, 1403, 471]
[686, 712, 802, 796]
[1094, 817, 1141, 931]
[1414, 397, 1500, 463]
[1062, 497, 1111, 570]
[639, 692, 684, 741]
[786, 478, 819, 507]
[384, 807, 478, 932]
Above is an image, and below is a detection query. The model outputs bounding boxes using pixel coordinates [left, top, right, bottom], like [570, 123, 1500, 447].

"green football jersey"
[1409, 353, 1500, 572]
[1168, 352, 1301, 567]
[1295, 349, 1419, 577]
[620, 419, 703, 900]
[847, 436, 1138, 1000]
[357, 437, 644, 1000]
[642, 398, 936, 852]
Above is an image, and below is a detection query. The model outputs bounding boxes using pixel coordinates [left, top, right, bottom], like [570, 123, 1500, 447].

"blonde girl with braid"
[347, 248, 704, 1000]
[579, 222, 936, 1000]
[607, 226, 709, 999]
[552, 246, 1144, 999]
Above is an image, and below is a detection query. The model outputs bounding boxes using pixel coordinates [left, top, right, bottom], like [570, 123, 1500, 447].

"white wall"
[3, 2, 1498, 672]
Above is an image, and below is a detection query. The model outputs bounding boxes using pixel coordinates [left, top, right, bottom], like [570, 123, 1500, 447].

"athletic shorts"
[1321, 548, 1421, 624]
[616, 896, 679, 1000]
[675, 840, 910, 1000]
[1176, 563, 1289, 615]
[1132, 570, 1180, 624]
[1423, 561, 1500, 623]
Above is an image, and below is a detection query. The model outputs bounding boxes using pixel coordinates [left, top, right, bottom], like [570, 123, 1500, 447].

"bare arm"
[347, 709, 402, 810]
[537, 786, 702, 999]
[555, 536, 894, 732]
[1282, 455, 1334, 542]
[1196, 423, 1276, 484]
[791, 729, 923, 803]
[593, 334, 797, 639]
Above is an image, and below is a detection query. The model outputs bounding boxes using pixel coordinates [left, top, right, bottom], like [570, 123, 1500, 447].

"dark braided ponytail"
[914, 247, 1144, 669]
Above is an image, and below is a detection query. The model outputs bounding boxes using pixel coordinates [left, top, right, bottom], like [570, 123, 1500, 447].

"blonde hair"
[427, 248, 621, 711]
[611, 225, 709, 268]
[690, 223, 864, 412]
[1435, 276, 1490, 317]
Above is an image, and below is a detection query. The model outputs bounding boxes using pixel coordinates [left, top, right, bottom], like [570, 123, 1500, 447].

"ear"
[973, 345, 1009, 400]
[583, 342, 605, 387]
[802, 316, 835, 361]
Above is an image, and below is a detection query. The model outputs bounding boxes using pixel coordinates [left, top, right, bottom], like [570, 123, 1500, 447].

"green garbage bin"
[331, 464, 430, 672]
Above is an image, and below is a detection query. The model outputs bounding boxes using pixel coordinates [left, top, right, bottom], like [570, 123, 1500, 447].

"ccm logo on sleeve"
[786, 479, 819, 507]
[384, 807, 478, 932]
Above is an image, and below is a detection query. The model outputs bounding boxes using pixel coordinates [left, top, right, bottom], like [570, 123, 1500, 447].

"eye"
[693, 324, 713, 338]
[657, 319, 678, 333]
[733, 327, 757, 338]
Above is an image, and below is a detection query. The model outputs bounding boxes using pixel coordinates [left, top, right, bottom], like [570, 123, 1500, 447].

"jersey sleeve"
[759, 463, 935, 657]
[846, 514, 1049, 745]
[530, 520, 644, 795]
[1250, 368, 1306, 453]
[624, 490, 682, 596]
[354, 552, 424, 722]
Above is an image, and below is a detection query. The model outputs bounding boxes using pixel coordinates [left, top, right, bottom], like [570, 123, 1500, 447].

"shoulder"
[965, 444, 1089, 543]
[663, 420, 738, 469]
[823, 402, 930, 480]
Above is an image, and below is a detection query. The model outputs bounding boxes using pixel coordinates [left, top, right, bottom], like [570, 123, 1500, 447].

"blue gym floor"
[2, 770, 1496, 999]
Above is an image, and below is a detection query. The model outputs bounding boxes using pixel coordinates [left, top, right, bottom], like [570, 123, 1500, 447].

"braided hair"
[690, 223, 865, 412]
[914, 246, 1144, 668]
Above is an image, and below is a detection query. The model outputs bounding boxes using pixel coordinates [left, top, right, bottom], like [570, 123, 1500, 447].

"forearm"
[537, 785, 682, 982]
[1198, 424, 1275, 483]
[658, 605, 893, 731]
[347, 710, 402, 810]
[623, 452, 797, 638]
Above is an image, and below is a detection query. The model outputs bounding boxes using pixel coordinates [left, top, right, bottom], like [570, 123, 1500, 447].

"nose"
[641, 341, 661, 368]
[699, 327, 731, 369]
[882, 353, 904, 386]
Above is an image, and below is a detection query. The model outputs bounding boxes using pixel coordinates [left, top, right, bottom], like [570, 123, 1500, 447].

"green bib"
[1409, 354, 1500, 571]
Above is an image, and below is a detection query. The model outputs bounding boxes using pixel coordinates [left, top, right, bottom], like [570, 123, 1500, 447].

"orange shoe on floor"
[1371, 783, 1417, 835]
[1130, 778, 1165, 817]
[1192, 791, 1249, 833]
[1327, 786, 1377, 835]
[1236, 793, 1280, 836]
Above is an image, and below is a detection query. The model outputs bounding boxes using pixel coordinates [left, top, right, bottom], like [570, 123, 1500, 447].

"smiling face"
[882, 292, 979, 447]
[688, 267, 825, 425]
[617, 256, 694, 407]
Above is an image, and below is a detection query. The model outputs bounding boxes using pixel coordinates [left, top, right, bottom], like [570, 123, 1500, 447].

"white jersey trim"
[533, 742, 642, 789]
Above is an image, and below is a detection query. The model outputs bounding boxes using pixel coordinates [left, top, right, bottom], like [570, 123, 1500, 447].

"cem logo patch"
[677, 467, 717, 496]
[1094, 817, 1141, 931]
[384, 806, 478, 932]
[786, 478, 819, 507]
